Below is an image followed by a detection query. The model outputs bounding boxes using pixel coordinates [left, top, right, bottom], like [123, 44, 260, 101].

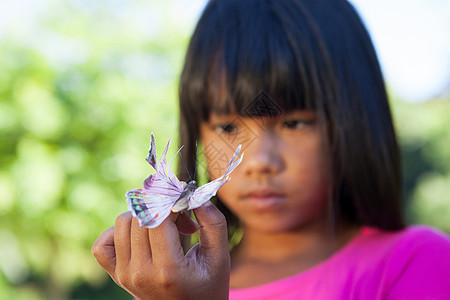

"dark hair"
[178, 0, 405, 237]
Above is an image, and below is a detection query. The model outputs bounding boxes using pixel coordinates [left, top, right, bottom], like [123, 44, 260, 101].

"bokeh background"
[0, 0, 449, 299]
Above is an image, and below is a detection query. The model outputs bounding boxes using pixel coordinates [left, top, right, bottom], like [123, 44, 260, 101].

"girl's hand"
[91, 201, 230, 300]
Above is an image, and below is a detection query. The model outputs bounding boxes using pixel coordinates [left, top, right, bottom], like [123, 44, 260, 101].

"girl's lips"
[241, 190, 286, 209]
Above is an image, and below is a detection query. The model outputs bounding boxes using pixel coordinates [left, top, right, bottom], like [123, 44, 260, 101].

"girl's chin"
[239, 215, 307, 234]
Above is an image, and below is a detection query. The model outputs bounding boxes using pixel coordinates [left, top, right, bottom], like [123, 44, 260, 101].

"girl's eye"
[281, 119, 314, 130]
[214, 123, 238, 135]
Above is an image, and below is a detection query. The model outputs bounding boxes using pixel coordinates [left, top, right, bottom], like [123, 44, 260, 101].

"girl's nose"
[242, 130, 283, 177]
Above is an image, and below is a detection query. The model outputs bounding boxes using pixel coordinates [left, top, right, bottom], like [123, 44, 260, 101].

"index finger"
[92, 226, 116, 277]
[147, 213, 186, 268]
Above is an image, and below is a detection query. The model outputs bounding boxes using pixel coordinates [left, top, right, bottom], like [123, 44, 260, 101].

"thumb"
[192, 201, 229, 261]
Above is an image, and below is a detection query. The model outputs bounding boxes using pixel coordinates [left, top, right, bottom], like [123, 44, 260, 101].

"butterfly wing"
[218, 144, 244, 180]
[143, 134, 185, 195]
[145, 132, 158, 170]
[188, 178, 229, 210]
[158, 140, 185, 192]
[126, 189, 179, 228]
[128, 133, 188, 228]
[188, 144, 244, 210]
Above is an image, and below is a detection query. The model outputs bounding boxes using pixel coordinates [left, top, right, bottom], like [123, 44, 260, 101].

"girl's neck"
[238, 220, 359, 260]
[230, 221, 360, 288]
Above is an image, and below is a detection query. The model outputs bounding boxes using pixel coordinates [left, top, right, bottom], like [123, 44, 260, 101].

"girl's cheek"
[200, 126, 236, 179]
[203, 145, 235, 179]
[216, 184, 238, 212]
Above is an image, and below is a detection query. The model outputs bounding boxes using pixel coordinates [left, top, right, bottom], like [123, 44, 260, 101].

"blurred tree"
[0, 0, 196, 299]
[392, 96, 450, 232]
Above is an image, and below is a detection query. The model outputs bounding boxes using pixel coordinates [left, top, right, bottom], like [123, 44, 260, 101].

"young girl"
[92, 0, 450, 299]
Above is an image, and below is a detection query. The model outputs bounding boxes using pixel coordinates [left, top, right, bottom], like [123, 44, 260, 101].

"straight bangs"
[179, 0, 336, 125]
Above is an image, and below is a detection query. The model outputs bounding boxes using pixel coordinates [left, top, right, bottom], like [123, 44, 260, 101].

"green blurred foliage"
[0, 1, 449, 299]
[0, 1, 196, 299]
[391, 97, 450, 232]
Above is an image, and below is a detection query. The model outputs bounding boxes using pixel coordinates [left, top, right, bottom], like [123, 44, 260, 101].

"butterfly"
[125, 132, 244, 228]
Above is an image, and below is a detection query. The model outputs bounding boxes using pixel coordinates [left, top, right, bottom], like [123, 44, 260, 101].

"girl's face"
[200, 110, 330, 233]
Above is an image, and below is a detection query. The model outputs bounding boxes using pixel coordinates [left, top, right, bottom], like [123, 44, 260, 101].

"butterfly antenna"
[179, 150, 192, 182]
[193, 141, 198, 181]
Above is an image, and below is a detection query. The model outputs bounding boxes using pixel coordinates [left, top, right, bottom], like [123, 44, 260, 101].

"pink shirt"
[229, 225, 450, 299]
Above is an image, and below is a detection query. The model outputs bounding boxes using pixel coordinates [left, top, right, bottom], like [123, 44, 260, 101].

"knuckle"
[155, 268, 178, 289]
[91, 239, 100, 254]
[209, 213, 227, 232]
[115, 270, 130, 287]
[115, 211, 132, 227]
[91, 227, 114, 261]
[91, 243, 101, 259]
[131, 272, 148, 289]
[205, 204, 227, 226]
[215, 211, 227, 225]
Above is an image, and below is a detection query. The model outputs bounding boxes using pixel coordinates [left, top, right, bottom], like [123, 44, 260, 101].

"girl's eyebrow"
[208, 113, 240, 121]
[283, 110, 316, 118]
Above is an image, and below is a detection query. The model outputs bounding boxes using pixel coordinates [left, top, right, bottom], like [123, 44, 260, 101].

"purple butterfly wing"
[189, 144, 244, 210]
[143, 135, 185, 196]
[188, 178, 229, 210]
[145, 132, 158, 170]
[158, 141, 185, 192]
[127, 133, 189, 228]
[126, 189, 179, 228]
[143, 171, 184, 197]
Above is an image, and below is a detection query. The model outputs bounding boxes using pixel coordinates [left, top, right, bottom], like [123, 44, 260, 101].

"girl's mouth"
[241, 189, 286, 210]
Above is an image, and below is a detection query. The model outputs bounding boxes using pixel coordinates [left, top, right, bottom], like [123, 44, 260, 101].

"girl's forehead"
[204, 88, 315, 118]
[206, 109, 317, 122]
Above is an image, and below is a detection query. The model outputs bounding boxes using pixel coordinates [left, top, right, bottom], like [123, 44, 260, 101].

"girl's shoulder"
[400, 224, 450, 246]
[348, 224, 450, 270]
[356, 224, 450, 255]
[360, 224, 450, 244]
[349, 225, 450, 299]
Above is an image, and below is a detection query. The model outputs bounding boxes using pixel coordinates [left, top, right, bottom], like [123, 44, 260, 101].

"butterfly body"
[126, 133, 243, 228]
[171, 180, 197, 213]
